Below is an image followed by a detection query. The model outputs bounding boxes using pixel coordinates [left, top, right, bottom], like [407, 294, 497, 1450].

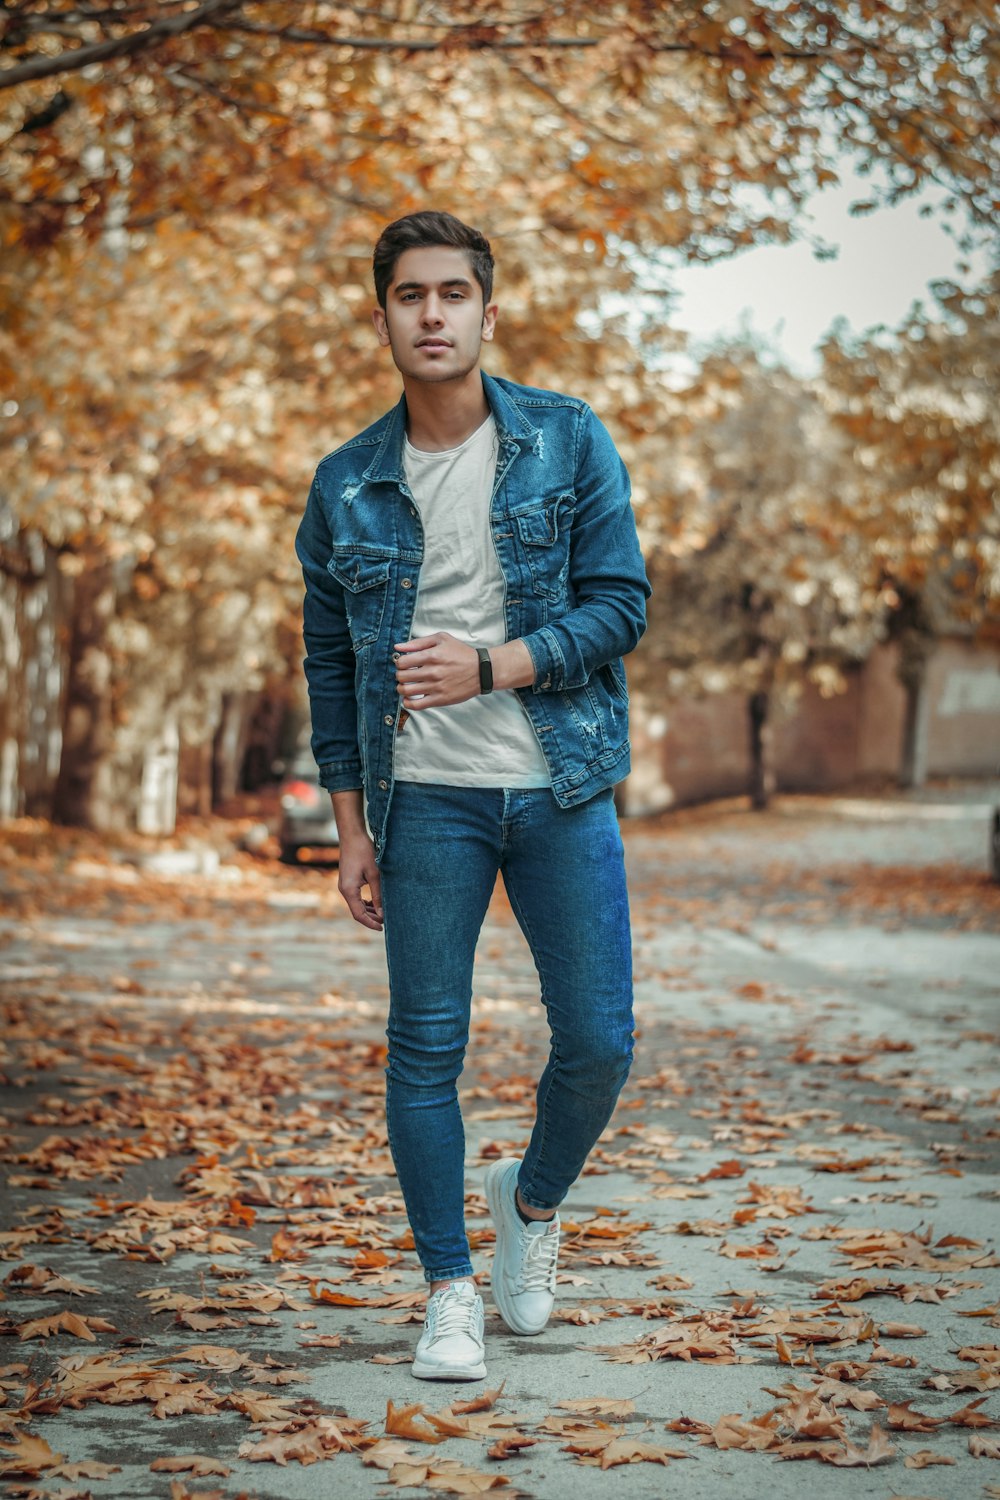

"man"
[295, 210, 649, 1382]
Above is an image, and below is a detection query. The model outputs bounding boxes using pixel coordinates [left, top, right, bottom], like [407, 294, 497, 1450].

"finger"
[365, 867, 383, 921]
[403, 691, 447, 710]
[346, 893, 383, 930]
[395, 653, 436, 675]
[339, 876, 383, 930]
[394, 635, 442, 653]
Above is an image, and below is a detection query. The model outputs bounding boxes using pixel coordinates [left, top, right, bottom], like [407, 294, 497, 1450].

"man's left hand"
[394, 632, 481, 709]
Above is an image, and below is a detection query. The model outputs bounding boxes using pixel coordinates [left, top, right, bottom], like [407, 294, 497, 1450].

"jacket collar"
[363, 373, 542, 486]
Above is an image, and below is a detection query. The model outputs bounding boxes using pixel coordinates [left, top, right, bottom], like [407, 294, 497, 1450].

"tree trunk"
[212, 691, 249, 809]
[197, 740, 213, 818]
[899, 672, 931, 788]
[137, 716, 179, 835]
[896, 622, 934, 789]
[748, 690, 773, 810]
[51, 555, 116, 829]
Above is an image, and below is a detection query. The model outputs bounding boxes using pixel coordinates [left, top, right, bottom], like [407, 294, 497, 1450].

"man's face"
[372, 246, 497, 385]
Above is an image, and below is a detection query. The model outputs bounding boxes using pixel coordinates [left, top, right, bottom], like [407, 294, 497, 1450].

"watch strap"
[476, 646, 494, 695]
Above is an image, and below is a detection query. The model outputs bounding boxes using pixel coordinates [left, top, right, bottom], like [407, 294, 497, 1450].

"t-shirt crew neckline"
[403, 414, 495, 460]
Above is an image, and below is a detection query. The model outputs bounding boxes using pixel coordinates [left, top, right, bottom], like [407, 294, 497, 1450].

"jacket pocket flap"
[516, 504, 561, 546]
[328, 553, 391, 592]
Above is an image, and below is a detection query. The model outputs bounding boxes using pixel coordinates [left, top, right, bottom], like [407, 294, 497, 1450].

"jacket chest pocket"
[328, 552, 391, 647]
[516, 498, 573, 601]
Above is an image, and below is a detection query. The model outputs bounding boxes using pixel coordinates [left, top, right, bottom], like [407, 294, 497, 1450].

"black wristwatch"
[476, 646, 494, 695]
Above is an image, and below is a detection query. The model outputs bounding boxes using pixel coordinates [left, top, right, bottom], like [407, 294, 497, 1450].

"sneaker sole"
[484, 1157, 550, 1336]
[411, 1359, 487, 1381]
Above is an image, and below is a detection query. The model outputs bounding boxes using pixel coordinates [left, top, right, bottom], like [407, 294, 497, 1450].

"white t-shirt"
[393, 414, 551, 788]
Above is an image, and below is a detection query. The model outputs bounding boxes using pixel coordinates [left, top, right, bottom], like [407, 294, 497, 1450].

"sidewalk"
[0, 803, 998, 1499]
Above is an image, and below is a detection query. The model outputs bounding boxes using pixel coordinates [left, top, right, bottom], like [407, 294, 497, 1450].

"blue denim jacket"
[295, 373, 650, 857]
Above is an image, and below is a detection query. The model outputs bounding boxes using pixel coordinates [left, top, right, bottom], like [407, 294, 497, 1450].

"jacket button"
[401, 577, 412, 588]
[384, 715, 394, 725]
[378, 779, 388, 790]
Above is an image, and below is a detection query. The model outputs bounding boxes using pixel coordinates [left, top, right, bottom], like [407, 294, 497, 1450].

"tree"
[1, 209, 351, 827]
[820, 269, 1000, 786]
[638, 341, 879, 807]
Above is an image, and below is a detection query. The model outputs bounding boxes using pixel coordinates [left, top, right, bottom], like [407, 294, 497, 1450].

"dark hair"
[372, 211, 494, 309]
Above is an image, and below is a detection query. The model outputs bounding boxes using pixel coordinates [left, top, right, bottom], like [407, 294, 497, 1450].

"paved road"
[0, 792, 998, 1499]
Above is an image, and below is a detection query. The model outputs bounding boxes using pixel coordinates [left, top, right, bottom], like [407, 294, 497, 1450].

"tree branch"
[168, 66, 295, 121]
[497, 53, 636, 147]
[0, 0, 244, 91]
[215, 18, 823, 58]
[0, 0, 837, 95]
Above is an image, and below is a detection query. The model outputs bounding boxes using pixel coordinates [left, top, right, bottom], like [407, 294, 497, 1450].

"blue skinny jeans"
[377, 782, 635, 1284]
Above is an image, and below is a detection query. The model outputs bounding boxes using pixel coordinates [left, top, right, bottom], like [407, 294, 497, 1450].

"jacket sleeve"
[294, 478, 364, 791]
[519, 408, 650, 693]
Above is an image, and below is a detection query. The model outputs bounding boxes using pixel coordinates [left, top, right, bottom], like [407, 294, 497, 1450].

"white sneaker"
[484, 1157, 560, 1335]
[411, 1281, 486, 1381]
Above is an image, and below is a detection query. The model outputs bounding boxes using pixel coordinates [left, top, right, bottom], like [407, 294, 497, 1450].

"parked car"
[278, 754, 339, 864]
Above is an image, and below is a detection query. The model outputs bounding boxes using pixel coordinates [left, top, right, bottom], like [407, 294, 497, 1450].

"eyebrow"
[392, 278, 473, 295]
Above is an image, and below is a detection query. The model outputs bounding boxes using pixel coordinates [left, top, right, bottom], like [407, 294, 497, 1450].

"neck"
[402, 369, 490, 452]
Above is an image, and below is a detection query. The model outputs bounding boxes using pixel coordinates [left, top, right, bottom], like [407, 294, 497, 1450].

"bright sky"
[666, 169, 989, 375]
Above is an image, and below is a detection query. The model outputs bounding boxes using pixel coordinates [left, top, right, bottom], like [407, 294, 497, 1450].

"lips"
[417, 339, 451, 349]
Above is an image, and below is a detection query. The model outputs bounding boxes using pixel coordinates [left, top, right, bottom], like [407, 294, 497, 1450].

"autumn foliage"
[1, 2, 997, 825]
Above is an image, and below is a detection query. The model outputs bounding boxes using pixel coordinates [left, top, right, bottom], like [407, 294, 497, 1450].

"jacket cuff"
[521, 627, 568, 693]
[317, 762, 364, 793]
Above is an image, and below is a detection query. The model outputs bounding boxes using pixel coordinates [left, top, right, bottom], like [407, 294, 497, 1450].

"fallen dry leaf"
[3, 1265, 99, 1297]
[16, 1310, 117, 1342]
[944, 1396, 996, 1428]
[704, 1412, 780, 1451]
[51, 1460, 122, 1480]
[887, 1401, 941, 1431]
[486, 1435, 536, 1459]
[599, 1437, 688, 1469]
[0, 1432, 65, 1476]
[451, 1384, 506, 1415]
[904, 1448, 957, 1468]
[556, 1397, 635, 1419]
[384, 1400, 447, 1445]
[826, 1424, 896, 1467]
[150, 1455, 232, 1476]
[238, 1416, 363, 1465]
[387, 1456, 511, 1492]
[360, 1438, 421, 1469]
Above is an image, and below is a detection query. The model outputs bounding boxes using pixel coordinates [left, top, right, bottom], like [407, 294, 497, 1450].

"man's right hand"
[331, 791, 383, 931]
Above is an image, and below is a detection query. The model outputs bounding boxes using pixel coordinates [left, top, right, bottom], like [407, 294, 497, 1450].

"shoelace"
[516, 1222, 560, 1293]
[430, 1288, 481, 1340]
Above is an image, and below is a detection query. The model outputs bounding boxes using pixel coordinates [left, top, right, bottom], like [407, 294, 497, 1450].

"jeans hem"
[424, 1262, 476, 1285]
[515, 1184, 561, 1213]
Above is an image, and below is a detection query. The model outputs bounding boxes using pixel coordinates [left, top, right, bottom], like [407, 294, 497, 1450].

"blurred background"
[1, 0, 997, 836]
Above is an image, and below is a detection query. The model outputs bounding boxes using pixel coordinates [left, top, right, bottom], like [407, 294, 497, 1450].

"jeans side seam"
[502, 872, 560, 1211]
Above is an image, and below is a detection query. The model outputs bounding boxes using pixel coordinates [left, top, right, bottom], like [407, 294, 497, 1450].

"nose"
[421, 294, 445, 326]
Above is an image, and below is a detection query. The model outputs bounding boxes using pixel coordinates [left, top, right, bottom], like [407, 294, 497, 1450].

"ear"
[481, 301, 498, 343]
[372, 306, 391, 346]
